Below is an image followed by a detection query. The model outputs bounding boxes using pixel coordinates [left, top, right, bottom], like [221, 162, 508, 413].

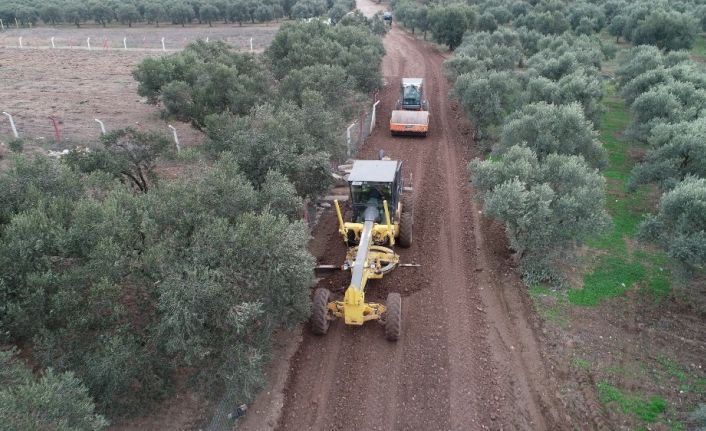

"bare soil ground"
[0, 24, 277, 148]
[276, 16, 579, 430]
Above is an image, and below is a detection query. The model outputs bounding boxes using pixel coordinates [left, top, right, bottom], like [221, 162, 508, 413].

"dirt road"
[277, 3, 573, 430]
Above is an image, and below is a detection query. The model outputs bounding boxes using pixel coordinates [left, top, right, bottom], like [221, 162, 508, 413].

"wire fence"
[0, 34, 259, 52]
[0, 112, 193, 152]
[343, 94, 380, 161]
[0, 94, 381, 155]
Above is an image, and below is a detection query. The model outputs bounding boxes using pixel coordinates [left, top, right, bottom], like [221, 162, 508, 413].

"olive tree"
[0, 349, 108, 430]
[478, 12, 498, 33]
[133, 41, 272, 125]
[145, 2, 166, 25]
[471, 145, 610, 283]
[639, 176, 706, 278]
[64, 128, 170, 193]
[199, 3, 220, 26]
[39, 3, 62, 25]
[203, 99, 338, 198]
[169, 1, 194, 26]
[453, 70, 521, 146]
[64, 2, 88, 27]
[428, 3, 476, 50]
[90, 2, 114, 26]
[630, 120, 706, 190]
[626, 81, 706, 143]
[116, 4, 140, 27]
[499, 102, 607, 169]
[629, 9, 698, 51]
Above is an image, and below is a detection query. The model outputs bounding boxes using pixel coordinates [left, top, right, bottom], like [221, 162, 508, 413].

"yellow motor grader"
[311, 159, 414, 341]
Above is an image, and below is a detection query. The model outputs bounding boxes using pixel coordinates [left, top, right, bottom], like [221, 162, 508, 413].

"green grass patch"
[597, 381, 667, 423]
[570, 256, 645, 306]
[655, 356, 706, 395]
[571, 357, 591, 370]
[574, 84, 673, 306]
[528, 285, 569, 326]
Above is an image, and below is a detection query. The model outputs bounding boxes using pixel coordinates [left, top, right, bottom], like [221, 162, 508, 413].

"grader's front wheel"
[385, 292, 402, 341]
[398, 196, 414, 248]
[311, 288, 331, 335]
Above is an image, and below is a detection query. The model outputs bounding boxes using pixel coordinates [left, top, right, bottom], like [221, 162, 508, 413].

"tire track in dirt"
[278, 4, 569, 429]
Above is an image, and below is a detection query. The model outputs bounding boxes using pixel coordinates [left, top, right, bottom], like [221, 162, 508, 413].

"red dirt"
[277, 17, 578, 430]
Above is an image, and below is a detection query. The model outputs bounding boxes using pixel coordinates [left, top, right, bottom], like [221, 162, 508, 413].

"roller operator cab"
[399, 78, 426, 111]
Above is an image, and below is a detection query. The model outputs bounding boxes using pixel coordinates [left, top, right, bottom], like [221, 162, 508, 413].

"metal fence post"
[18, 36, 22, 48]
[49, 116, 61, 142]
[161, 37, 166, 51]
[168, 125, 180, 152]
[123, 37, 127, 50]
[51, 36, 55, 48]
[0, 19, 4, 31]
[2, 112, 19, 138]
[371, 100, 380, 134]
[250, 37, 253, 52]
[87, 37, 91, 50]
[95, 119, 106, 135]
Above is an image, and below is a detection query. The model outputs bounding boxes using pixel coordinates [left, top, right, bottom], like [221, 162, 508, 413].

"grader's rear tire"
[385, 292, 402, 341]
[398, 196, 414, 248]
[311, 288, 331, 335]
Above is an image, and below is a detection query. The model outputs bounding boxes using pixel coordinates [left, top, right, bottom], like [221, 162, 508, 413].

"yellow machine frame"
[329, 199, 400, 325]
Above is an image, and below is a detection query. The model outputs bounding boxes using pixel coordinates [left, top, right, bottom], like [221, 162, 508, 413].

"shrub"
[7, 139, 23, 153]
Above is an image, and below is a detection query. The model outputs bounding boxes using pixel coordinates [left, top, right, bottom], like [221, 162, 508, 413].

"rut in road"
[277, 22, 573, 431]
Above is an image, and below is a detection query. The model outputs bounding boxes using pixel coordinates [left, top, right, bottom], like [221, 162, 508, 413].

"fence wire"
[0, 113, 198, 151]
[344, 98, 377, 160]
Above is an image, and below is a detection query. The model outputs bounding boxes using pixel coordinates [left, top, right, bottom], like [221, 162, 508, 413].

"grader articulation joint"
[311, 159, 414, 341]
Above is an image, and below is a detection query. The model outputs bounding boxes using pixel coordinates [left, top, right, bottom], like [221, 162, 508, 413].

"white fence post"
[168, 125, 180, 152]
[250, 37, 253, 52]
[123, 37, 127, 50]
[371, 100, 380, 134]
[2, 112, 19, 138]
[14, 17, 18, 28]
[18, 36, 22, 48]
[94, 119, 106, 135]
[51, 36, 55, 48]
[161, 37, 166, 51]
[87, 37, 91, 50]
[1, 19, 4, 31]
[206, 36, 209, 43]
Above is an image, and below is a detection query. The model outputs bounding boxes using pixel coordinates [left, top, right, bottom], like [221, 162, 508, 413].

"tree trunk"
[208, 20, 212, 27]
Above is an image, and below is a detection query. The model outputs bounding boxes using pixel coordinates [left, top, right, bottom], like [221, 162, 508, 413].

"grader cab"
[311, 159, 414, 341]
